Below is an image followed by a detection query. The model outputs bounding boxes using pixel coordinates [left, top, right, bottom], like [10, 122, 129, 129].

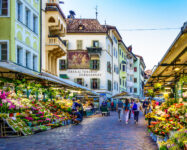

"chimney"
[128, 45, 132, 52]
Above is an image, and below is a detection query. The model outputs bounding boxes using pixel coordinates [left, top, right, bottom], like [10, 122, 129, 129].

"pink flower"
[0, 103, 3, 106]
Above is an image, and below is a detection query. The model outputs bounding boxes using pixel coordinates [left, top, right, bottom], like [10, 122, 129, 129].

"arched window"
[48, 17, 55, 23]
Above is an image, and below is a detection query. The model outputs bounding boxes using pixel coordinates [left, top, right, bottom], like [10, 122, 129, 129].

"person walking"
[132, 99, 142, 124]
[123, 99, 130, 124]
[129, 99, 134, 119]
[110, 101, 114, 111]
[116, 99, 123, 122]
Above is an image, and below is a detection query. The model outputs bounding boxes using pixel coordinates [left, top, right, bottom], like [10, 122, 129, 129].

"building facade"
[126, 46, 137, 95]
[0, 0, 41, 72]
[133, 55, 146, 99]
[118, 40, 128, 93]
[41, 0, 67, 76]
[58, 19, 121, 98]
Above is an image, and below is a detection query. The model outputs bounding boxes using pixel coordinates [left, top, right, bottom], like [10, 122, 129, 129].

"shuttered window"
[107, 61, 111, 73]
[90, 60, 100, 70]
[17, 46, 22, 65]
[91, 78, 100, 89]
[108, 80, 112, 91]
[75, 78, 84, 86]
[92, 40, 99, 47]
[77, 40, 83, 49]
[0, 42, 8, 61]
[59, 59, 67, 70]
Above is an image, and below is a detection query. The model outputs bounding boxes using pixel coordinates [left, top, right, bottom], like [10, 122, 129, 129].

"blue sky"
[61, 0, 187, 69]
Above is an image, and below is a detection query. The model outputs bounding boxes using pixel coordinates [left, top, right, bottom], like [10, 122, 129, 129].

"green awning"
[60, 74, 69, 79]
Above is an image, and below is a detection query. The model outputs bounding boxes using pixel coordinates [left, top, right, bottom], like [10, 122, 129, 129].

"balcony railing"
[47, 36, 67, 53]
[87, 47, 102, 54]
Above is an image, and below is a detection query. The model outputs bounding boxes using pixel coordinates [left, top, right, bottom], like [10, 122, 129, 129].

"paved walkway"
[0, 112, 158, 150]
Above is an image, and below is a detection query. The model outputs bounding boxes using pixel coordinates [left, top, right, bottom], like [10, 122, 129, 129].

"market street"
[0, 112, 157, 150]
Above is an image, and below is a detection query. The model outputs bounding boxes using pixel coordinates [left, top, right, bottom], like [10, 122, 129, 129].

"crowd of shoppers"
[116, 98, 143, 124]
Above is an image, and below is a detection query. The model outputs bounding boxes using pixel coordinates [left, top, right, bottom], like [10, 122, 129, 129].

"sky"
[60, 0, 187, 70]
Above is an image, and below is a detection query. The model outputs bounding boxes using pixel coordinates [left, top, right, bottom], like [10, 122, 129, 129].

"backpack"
[132, 103, 138, 111]
[124, 103, 130, 111]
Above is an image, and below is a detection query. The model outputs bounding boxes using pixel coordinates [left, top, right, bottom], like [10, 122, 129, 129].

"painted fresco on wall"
[68, 51, 90, 69]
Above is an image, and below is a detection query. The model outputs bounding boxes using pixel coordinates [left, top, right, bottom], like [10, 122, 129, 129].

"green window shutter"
[90, 79, 93, 89]
[82, 78, 84, 86]
[107, 62, 109, 72]
[97, 79, 100, 89]
[90, 60, 93, 69]
[65, 60, 67, 69]
[97, 60, 100, 70]
[74, 78, 77, 83]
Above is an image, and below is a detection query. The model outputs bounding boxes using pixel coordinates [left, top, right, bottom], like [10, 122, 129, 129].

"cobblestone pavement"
[0, 112, 158, 150]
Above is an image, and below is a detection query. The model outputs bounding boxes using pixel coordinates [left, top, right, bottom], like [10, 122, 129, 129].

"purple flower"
[0, 103, 2, 106]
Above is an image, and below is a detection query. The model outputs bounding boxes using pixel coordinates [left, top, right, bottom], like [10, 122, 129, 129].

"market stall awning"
[144, 22, 187, 91]
[112, 91, 128, 99]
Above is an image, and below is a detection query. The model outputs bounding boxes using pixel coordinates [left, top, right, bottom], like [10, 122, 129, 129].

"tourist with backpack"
[123, 99, 130, 124]
[133, 99, 142, 124]
[116, 99, 123, 121]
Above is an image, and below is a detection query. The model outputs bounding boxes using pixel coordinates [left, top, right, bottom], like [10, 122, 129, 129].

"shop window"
[92, 40, 99, 47]
[107, 80, 112, 91]
[90, 60, 99, 70]
[134, 67, 137, 72]
[134, 78, 137, 83]
[75, 78, 84, 86]
[25, 7, 31, 28]
[76, 40, 83, 49]
[59, 59, 67, 70]
[0, 42, 8, 61]
[107, 61, 111, 73]
[134, 88, 137, 93]
[33, 14, 38, 34]
[33, 55, 37, 71]
[0, 0, 8, 16]
[17, 46, 22, 65]
[91, 78, 100, 89]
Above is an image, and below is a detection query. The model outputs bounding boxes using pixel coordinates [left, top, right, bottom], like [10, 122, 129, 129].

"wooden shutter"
[97, 60, 100, 70]
[97, 79, 100, 89]
[90, 60, 93, 69]
[90, 79, 93, 89]
[82, 78, 84, 86]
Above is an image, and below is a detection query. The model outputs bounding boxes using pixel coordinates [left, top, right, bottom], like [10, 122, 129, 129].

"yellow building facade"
[42, 0, 67, 76]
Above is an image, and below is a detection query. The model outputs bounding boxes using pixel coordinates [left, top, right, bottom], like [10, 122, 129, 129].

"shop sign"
[67, 70, 101, 77]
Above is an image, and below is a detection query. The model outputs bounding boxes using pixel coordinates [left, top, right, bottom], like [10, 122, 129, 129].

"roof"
[144, 22, 187, 90]
[66, 19, 107, 33]
[104, 25, 122, 39]
[46, 3, 66, 19]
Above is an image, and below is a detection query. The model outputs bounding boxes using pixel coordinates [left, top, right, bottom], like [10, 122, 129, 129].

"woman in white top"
[132, 99, 142, 124]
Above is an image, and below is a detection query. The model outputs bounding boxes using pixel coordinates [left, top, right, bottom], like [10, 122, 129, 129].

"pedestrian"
[143, 98, 150, 115]
[72, 98, 80, 111]
[129, 99, 134, 119]
[111, 101, 114, 111]
[123, 99, 130, 124]
[116, 99, 123, 122]
[132, 99, 142, 124]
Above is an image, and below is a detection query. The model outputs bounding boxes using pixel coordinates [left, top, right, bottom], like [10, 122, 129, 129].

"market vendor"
[72, 98, 80, 111]
[72, 109, 83, 125]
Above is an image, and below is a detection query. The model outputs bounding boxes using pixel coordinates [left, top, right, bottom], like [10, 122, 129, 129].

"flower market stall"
[144, 22, 187, 150]
[0, 62, 99, 137]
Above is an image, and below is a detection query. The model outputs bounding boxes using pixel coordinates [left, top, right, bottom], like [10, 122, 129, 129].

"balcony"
[46, 36, 67, 57]
[87, 47, 102, 55]
[47, 0, 59, 4]
[46, 1, 66, 37]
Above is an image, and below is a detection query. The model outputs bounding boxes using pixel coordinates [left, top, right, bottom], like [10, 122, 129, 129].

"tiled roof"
[66, 19, 107, 33]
